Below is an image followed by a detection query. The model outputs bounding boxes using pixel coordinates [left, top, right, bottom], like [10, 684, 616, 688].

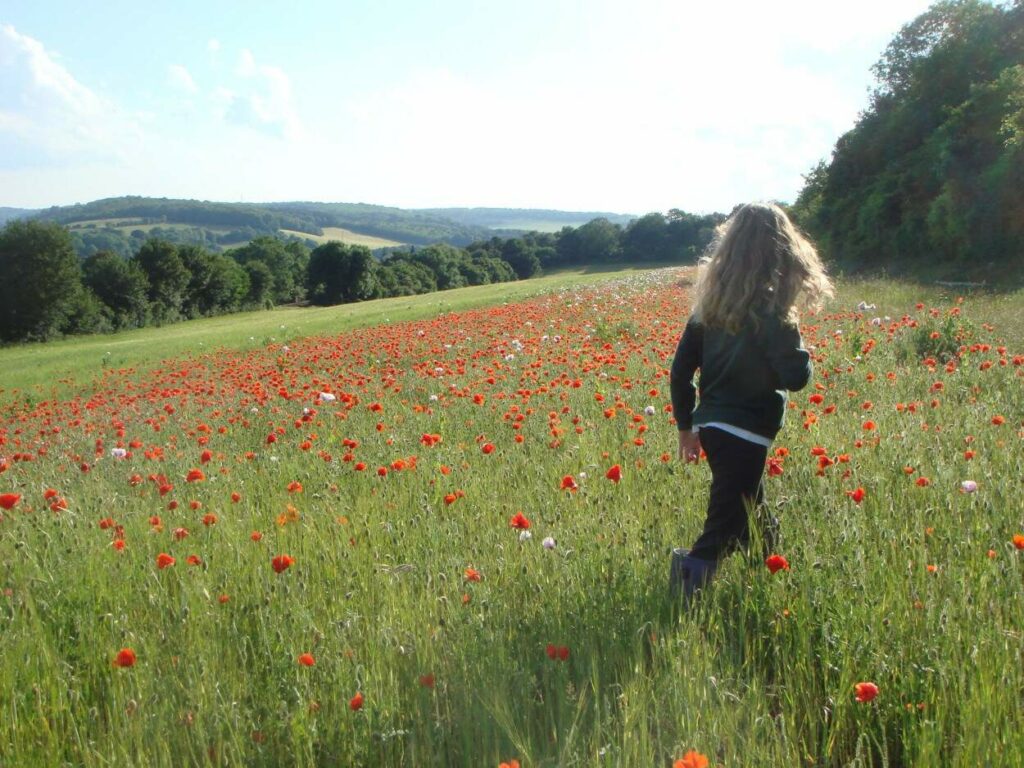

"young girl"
[669, 202, 833, 600]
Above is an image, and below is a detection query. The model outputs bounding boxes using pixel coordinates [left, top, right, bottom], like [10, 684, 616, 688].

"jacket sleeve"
[764, 316, 812, 391]
[669, 317, 702, 430]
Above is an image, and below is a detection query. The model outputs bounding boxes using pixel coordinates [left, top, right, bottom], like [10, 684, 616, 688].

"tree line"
[0, 209, 722, 344]
[791, 0, 1023, 279]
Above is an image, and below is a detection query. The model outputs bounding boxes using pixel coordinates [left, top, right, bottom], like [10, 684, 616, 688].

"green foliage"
[82, 251, 150, 330]
[179, 246, 251, 317]
[62, 287, 113, 336]
[377, 257, 439, 296]
[242, 260, 276, 309]
[134, 240, 191, 323]
[897, 311, 974, 362]
[500, 239, 542, 279]
[0, 220, 84, 342]
[306, 242, 380, 305]
[228, 236, 309, 304]
[796, 0, 1024, 280]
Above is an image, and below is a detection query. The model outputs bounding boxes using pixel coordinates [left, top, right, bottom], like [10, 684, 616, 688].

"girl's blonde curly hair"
[693, 202, 833, 333]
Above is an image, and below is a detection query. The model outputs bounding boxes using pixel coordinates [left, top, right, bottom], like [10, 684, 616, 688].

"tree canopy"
[792, 0, 1024, 279]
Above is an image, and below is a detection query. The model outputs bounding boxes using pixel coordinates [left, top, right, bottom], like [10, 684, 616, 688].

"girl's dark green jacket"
[670, 313, 813, 440]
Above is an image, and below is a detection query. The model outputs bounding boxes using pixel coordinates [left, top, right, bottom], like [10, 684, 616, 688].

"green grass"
[0, 266, 1021, 766]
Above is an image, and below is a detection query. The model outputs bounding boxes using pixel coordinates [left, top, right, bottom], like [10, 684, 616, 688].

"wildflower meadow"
[0, 268, 1021, 766]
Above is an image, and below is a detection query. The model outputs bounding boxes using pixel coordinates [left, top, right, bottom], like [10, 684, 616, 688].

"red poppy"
[846, 487, 866, 504]
[156, 553, 175, 569]
[481, 443, 495, 455]
[509, 512, 531, 530]
[186, 554, 202, 566]
[419, 673, 435, 688]
[349, 692, 364, 711]
[765, 554, 790, 574]
[287, 481, 303, 493]
[113, 648, 137, 668]
[674, 751, 709, 768]
[297, 653, 316, 667]
[186, 468, 205, 483]
[854, 682, 879, 703]
[272, 554, 295, 573]
[0, 493, 20, 510]
[1012, 534, 1024, 550]
[605, 464, 622, 483]
[560, 475, 578, 491]
[464, 567, 481, 582]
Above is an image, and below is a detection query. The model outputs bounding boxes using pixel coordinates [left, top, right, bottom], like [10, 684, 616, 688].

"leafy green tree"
[0, 220, 84, 342]
[377, 257, 438, 296]
[473, 254, 516, 283]
[134, 239, 191, 323]
[410, 244, 469, 290]
[306, 242, 380, 305]
[500, 239, 541, 278]
[62, 287, 111, 335]
[177, 246, 249, 317]
[229, 236, 309, 304]
[82, 250, 150, 329]
[243, 261, 275, 308]
[621, 213, 669, 261]
[797, 0, 1024, 277]
[574, 218, 621, 262]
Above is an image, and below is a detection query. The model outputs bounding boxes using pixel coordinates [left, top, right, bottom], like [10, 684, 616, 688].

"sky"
[0, 0, 937, 215]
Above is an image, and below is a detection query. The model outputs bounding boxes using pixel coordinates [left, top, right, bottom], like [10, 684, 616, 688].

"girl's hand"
[678, 430, 701, 463]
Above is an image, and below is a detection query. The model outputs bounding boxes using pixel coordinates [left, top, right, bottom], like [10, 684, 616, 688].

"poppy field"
[0, 268, 1022, 767]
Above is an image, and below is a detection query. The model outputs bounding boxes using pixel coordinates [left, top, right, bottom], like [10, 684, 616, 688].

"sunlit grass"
[0, 267, 1021, 766]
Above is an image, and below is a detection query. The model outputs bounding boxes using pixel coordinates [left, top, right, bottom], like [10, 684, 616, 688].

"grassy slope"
[0, 266, 655, 403]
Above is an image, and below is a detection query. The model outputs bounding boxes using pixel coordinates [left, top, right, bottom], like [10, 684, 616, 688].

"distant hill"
[0, 208, 35, 226]
[16, 196, 639, 258]
[420, 207, 636, 234]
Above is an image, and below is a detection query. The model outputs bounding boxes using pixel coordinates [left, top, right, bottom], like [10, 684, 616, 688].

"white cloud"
[167, 64, 198, 94]
[236, 49, 256, 77]
[0, 23, 141, 168]
[221, 49, 303, 140]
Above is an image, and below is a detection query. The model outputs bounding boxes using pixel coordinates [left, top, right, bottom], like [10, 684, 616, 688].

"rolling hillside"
[15, 196, 638, 257]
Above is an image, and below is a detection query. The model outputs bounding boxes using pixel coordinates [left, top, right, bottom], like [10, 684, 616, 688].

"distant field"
[64, 218, 405, 250]
[491, 220, 588, 233]
[279, 226, 405, 248]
